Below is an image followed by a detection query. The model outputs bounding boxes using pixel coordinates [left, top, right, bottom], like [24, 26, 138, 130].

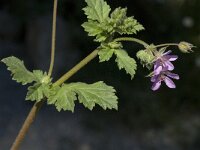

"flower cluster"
[151, 50, 180, 91]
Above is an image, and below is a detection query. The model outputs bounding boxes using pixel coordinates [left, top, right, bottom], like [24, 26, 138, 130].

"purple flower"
[151, 71, 180, 91]
[154, 50, 178, 75]
[150, 50, 180, 91]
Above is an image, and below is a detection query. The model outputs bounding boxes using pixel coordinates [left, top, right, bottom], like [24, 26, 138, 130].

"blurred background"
[0, 0, 200, 149]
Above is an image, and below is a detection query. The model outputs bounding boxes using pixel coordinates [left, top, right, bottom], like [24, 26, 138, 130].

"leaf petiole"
[113, 37, 149, 48]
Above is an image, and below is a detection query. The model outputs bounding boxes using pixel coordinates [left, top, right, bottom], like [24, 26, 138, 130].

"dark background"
[0, 0, 200, 149]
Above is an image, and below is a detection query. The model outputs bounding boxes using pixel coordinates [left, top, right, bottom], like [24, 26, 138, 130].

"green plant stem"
[155, 43, 178, 48]
[114, 37, 149, 48]
[53, 49, 99, 86]
[10, 101, 44, 150]
[48, 0, 58, 76]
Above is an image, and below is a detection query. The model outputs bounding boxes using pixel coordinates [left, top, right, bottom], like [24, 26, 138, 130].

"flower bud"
[108, 41, 122, 49]
[136, 50, 154, 69]
[178, 41, 194, 53]
[41, 76, 51, 84]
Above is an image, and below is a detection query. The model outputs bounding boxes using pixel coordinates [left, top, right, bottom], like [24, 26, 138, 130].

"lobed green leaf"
[110, 7, 144, 35]
[82, 21, 104, 37]
[48, 81, 118, 112]
[82, 1, 145, 43]
[1, 56, 35, 85]
[98, 42, 122, 62]
[48, 85, 77, 112]
[26, 83, 51, 102]
[114, 50, 137, 79]
[82, 19, 113, 42]
[98, 48, 114, 62]
[72, 81, 118, 110]
[1, 56, 50, 85]
[83, 0, 111, 22]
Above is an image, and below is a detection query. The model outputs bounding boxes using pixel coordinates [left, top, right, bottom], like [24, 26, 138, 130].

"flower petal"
[166, 72, 180, 80]
[154, 60, 161, 70]
[164, 61, 174, 70]
[164, 77, 176, 88]
[151, 75, 159, 82]
[164, 55, 178, 61]
[162, 66, 169, 72]
[151, 80, 162, 91]
[154, 66, 163, 75]
[163, 50, 172, 56]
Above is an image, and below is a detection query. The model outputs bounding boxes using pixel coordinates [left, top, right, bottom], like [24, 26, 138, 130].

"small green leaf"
[98, 42, 123, 62]
[32, 70, 46, 82]
[1, 56, 50, 85]
[83, 0, 111, 22]
[82, 21, 104, 37]
[48, 85, 77, 112]
[98, 48, 114, 62]
[82, 3, 145, 42]
[26, 82, 51, 102]
[82, 0, 113, 42]
[110, 7, 144, 35]
[121, 17, 144, 34]
[110, 7, 127, 27]
[72, 81, 118, 110]
[114, 50, 137, 79]
[82, 20, 112, 42]
[1, 56, 35, 85]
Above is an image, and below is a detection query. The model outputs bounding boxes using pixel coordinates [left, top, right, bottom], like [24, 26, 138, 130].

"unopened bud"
[178, 41, 194, 53]
[41, 76, 51, 84]
[108, 41, 122, 49]
[136, 50, 154, 69]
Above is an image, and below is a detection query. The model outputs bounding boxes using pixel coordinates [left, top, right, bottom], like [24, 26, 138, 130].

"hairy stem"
[114, 37, 149, 48]
[10, 101, 44, 150]
[53, 49, 99, 86]
[48, 0, 58, 76]
[155, 43, 178, 48]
